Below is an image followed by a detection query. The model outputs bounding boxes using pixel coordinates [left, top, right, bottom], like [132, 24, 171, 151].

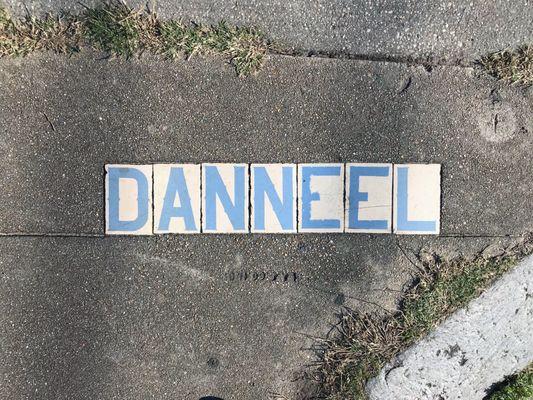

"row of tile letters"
[105, 163, 441, 235]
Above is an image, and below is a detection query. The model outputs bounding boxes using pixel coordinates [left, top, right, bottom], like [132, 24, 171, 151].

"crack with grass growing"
[312, 233, 533, 400]
[1, 2, 533, 80]
[480, 45, 533, 86]
[0, 1, 270, 76]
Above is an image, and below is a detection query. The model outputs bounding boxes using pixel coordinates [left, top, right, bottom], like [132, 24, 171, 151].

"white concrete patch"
[250, 164, 297, 233]
[297, 163, 345, 233]
[202, 163, 249, 233]
[393, 164, 440, 235]
[105, 164, 153, 235]
[153, 164, 201, 234]
[345, 163, 392, 233]
[367, 255, 533, 400]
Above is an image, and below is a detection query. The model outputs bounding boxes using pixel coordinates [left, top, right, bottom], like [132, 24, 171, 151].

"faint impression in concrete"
[477, 101, 517, 143]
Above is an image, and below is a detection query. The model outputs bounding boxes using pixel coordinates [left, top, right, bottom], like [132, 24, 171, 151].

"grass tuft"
[158, 20, 268, 75]
[83, 2, 146, 58]
[481, 45, 533, 86]
[0, 1, 270, 75]
[489, 363, 533, 400]
[0, 7, 81, 56]
[316, 235, 533, 400]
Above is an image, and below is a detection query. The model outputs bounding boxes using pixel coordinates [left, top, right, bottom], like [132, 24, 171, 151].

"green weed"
[489, 364, 533, 400]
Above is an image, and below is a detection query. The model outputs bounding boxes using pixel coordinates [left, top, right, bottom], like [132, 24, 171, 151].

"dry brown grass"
[0, 1, 270, 76]
[481, 45, 533, 86]
[0, 7, 82, 56]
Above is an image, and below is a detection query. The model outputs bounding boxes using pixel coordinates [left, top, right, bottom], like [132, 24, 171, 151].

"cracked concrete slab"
[3, 0, 532, 62]
[0, 234, 529, 399]
[0, 54, 531, 235]
[366, 254, 533, 400]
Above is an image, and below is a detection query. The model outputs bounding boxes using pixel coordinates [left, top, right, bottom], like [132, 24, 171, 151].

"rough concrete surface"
[3, 0, 533, 62]
[0, 54, 531, 235]
[0, 234, 413, 399]
[367, 254, 533, 400]
[0, 30, 531, 400]
[0, 234, 528, 399]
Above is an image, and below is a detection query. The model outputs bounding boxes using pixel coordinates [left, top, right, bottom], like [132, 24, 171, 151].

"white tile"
[250, 164, 297, 233]
[297, 163, 344, 233]
[153, 164, 201, 234]
[105, 164, 153, 235]
[393, 164, 441, 235]
[202, 163, 249, 233]
[345, 163, 392, 233]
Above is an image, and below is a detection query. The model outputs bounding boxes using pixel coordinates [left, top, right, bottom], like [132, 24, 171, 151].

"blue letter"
[108, 167, 149, 232]
[348, 165, 389, 231]
[253, 166, 294, 231]
[159, 167, 197, 231]
[396, 166, 436, 232]
[301, 166, 341, 230]
[204, 165, 246, 231]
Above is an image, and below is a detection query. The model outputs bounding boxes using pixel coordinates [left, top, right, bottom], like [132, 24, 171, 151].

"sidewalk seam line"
[0, 232, 526, 239]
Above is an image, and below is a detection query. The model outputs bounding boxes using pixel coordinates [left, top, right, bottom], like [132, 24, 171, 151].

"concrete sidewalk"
[0, 52, 531, 398]
[0, 236, 529, 399]
[0, 55, 531, 235]
[1, 0, 532, 393]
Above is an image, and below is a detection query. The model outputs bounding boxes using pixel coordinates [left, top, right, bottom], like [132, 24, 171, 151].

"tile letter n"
[202, 163, 249, 233]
